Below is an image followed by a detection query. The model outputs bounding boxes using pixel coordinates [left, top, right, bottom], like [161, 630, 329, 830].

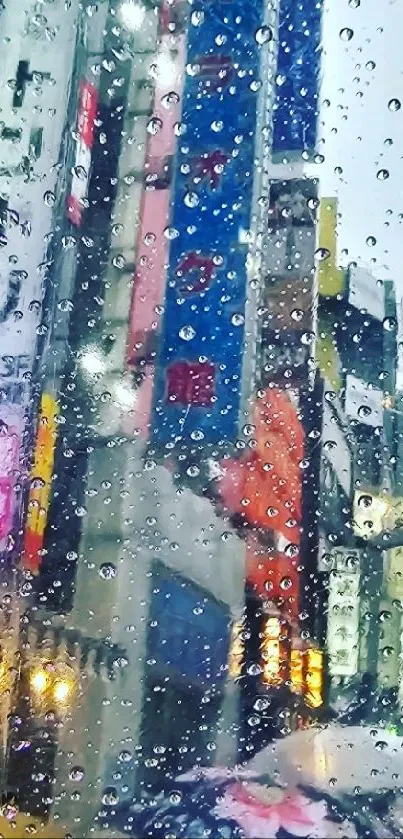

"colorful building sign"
[21, 394, 59, 573]
[151, 0, 265, 445]
[317, 198, 345, 298]
[66, 79, 98, 227]
[272, 0, 323, 154]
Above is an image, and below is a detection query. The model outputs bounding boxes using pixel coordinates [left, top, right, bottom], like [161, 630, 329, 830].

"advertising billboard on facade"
[21, 393, 59, 573]
[348, 266, 385, 322]
[0, 200, 43, 557]
[327, 548, 361, 677]
[151, 0, 264, 446]
[148, 562, 230, 685]
[126, 19, 186, 368]
[261, 179, 317, 387]
[317, 198, 345, 298]
[322, 402, 352, 498]
[66, 79, 98, 227]
[272, 0, 323, 155]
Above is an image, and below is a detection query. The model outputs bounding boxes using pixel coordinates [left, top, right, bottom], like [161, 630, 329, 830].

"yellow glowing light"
[305, 648, 324, 708]
[30, 668, 49, 694]
[261, 617, 281, 686]
[53, 679, 73, 703]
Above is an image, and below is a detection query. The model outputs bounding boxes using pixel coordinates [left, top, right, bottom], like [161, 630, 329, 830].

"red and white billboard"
[66, 79, 98, 227]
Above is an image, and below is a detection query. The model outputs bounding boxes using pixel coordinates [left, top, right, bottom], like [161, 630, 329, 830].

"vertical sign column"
[151, 0, 265, 446]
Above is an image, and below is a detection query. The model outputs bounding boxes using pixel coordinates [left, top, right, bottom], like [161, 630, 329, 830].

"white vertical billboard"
[327, 548, 361, 677]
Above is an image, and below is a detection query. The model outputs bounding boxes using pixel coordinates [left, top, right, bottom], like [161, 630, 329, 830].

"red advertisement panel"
[67, 79, 98, 227]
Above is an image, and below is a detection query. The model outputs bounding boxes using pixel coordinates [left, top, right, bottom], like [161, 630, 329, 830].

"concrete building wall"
[51, 437, 245, 835]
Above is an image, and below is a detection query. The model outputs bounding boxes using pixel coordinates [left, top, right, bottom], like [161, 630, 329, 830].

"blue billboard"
[147, 564, 230, 685]
[272, 0, 323, 154]
[151, 0, 264, 446]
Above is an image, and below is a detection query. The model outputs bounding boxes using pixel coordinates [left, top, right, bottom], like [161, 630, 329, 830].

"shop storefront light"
[53, 677, 74, 704]
[30, 667, 49, 695]
[305, 648, 324, 709]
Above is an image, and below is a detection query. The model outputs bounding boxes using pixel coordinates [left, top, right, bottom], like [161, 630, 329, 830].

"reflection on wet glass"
[0, 0, 402, 836]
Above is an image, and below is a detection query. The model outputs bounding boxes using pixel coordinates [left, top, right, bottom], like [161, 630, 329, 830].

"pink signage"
[0, 408, 24, 544]
[126, 17, 186, 367]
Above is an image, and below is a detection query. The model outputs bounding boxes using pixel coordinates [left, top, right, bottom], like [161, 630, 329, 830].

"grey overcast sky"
[308, 0, 403, 310]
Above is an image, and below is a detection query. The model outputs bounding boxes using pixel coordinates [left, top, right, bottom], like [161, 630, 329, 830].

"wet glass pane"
[0, 0, 402, 836]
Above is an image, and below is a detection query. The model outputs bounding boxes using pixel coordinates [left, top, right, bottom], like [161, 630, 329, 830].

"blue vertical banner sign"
[272, 0, 323, 154]
[151, 0, 265, 446]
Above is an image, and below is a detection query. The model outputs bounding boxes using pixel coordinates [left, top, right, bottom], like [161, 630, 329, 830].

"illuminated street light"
[53, 678, 73, 704]
[30, 668, 49, 695]
[29, 661, 77, 713]
[119, 0, 146, 31]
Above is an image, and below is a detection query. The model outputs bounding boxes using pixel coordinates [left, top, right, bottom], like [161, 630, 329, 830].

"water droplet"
[147, 116, 163, 135]
[388, 98, 401, 112]
[69, 766, 85, 782]
[191, 9, 204, 25]
[164, 226, 179, 240]
[43, 190, 56, 206]
[348, 0, 360, 6]
[179, 325, 196, 341]
[254, 697, 269, 711]
[366, 235, 376, 247]
[161, 91, 180, 109]
[169, 790, 183, 805]
[101, 787, 119, 806]
[284, 543, 299, 558]
[340, 27, 354, 41]
[383, 316, 397, 331]
[314, 247, 330, 261]
[73, 164, 87, 180]
[58, 298, 74, 312]
[231, 312, 244, 326]
[184, 191, 199, 208]
[375, 740, 388, 751]
[377, 168, 389, 180]
[357, 404, 372, 419]
[357, 493, 372, 509]
[112, 253, 126, 269]
[99, 562, 117, 580]
[280, 576, 293, 590]
[255, 25, 273, 44]
[75, 506, 87, 517]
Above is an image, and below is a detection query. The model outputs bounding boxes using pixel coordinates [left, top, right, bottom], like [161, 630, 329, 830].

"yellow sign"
[261, 617, 282, 686]
[305, 648, 324, 708]
[317, 198, 346, 297]
[316, 325, 343, 393]
[21, 394, 59, 572]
